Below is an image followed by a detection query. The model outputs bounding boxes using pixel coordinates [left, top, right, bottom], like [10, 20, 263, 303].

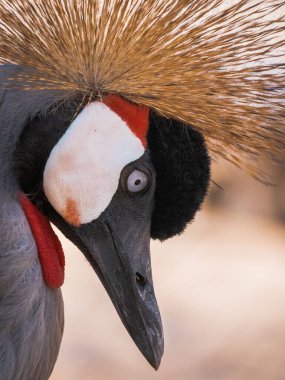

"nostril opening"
[136, 272, 146, 287]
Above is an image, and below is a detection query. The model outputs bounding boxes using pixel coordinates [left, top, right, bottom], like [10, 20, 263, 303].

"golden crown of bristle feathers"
[0, 0, 284, 178]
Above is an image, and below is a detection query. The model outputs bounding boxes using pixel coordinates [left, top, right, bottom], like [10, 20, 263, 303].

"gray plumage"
[0, 66, 65, 380]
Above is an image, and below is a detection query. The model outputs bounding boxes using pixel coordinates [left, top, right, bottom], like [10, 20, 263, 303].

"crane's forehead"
[43, 99, 148, 226]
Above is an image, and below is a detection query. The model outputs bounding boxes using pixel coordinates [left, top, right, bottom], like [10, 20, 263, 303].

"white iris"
[127, 170, 149, 193]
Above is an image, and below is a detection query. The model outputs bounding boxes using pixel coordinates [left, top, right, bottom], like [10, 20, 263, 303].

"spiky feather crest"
[0, 0, 284, 177]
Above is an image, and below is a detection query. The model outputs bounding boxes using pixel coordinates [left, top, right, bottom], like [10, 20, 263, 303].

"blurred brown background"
[50, 161, 285, 380]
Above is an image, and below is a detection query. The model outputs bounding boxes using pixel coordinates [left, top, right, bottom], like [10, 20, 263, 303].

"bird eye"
[127, 170, 149, 193]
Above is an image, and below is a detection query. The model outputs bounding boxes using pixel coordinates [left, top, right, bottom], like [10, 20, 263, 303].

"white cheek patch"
[43, 102, 145, 226]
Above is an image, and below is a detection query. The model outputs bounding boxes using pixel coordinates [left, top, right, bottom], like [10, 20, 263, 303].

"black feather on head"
[148, 111, 211, 241]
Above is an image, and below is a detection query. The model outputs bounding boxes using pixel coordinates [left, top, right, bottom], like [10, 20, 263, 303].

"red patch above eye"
[103, 94, 149, 148]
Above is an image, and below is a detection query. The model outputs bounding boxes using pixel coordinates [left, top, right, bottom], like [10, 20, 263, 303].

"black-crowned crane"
[0, 1, 284, 380]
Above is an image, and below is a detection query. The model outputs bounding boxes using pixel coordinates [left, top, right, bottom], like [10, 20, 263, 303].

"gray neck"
[0, 198, 64, 380]
[0, 68, 67, 380]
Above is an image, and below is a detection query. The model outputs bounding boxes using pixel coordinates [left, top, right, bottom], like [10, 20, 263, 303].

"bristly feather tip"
[0, 0, 284, 178]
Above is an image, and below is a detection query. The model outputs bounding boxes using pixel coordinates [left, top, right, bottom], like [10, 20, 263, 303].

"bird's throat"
[19, 193, 65, 288]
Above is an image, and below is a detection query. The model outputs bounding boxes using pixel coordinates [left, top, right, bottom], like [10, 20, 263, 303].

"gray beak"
[75, 213, 164, 369]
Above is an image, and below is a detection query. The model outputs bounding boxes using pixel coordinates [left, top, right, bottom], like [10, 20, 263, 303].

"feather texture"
[0, 200, 64, 380]
[0, 0, 284, 176]
[0, 72, 65, 380]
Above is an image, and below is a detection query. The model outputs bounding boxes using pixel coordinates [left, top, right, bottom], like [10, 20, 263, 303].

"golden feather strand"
[0, 0, 284, 177]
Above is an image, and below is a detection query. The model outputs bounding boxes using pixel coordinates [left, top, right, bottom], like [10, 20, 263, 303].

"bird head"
[14, 93, 210, 369]
[1, 0, 283, 372]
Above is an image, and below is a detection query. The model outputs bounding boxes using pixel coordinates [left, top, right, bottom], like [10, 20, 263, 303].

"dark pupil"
[135, 179, 141, 186]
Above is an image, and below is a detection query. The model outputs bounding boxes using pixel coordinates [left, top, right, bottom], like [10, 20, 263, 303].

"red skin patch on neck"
[103, 95, 149, 148]
[19, 193, 65, 289]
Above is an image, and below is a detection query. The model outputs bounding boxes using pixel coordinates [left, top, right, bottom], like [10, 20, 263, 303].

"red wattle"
[19, 193, 65, 289]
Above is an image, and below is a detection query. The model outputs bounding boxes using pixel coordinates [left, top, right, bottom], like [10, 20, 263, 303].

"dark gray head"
[13, 93, 210, 368]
